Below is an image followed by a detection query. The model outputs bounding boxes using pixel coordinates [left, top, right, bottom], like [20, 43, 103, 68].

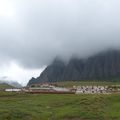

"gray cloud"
[0, 0, 120, 68]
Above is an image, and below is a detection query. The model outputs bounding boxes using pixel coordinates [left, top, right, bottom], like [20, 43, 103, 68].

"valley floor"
[0, 92, 120, 120]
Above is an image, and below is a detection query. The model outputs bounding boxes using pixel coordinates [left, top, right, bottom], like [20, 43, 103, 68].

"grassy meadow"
[0, 91, 120, 120]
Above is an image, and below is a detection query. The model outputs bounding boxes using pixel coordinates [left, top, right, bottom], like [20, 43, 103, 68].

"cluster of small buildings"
[24, 83, 74, 94]
[3, 83, 120, 94]
[75, 86, 108, 94]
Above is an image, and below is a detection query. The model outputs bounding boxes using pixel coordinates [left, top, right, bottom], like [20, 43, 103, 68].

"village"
[4, 83, 120, 94]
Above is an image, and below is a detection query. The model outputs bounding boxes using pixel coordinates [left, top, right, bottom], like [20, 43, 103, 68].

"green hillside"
[54, 81, 120, 87]
[0, 83, 14, 89]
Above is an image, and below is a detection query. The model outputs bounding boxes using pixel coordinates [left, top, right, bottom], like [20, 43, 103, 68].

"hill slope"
[28, 50, 120, 85]
[0, 83, 14, 90]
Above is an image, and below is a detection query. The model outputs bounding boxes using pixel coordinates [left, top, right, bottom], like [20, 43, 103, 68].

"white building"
[5, 88, 21, 92]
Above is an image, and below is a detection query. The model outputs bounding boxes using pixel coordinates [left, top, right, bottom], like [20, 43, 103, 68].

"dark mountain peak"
[28, 77, 38, 85]
[52, 57, 65, 65]
[31, 77, 36, 80]
[27, 49, 120, 85]
[27, 57, 66, 85]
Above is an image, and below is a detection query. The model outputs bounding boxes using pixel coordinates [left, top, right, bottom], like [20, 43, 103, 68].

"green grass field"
[55, 81, 120, 87]
[0, 92, 120, 120]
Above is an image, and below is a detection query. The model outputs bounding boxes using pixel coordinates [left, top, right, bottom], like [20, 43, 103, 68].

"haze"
[0, 0, 120, 85]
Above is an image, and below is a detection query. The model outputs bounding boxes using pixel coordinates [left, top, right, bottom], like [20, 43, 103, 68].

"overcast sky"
[0, 0, 120, 85]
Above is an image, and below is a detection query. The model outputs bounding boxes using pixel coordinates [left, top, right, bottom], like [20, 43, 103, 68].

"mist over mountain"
[0, 80, 22, 88]
[28, 49, 120, 85]
[1, 0, 120, 69]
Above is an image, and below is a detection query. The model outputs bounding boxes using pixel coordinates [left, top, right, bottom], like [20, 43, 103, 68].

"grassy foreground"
[0, 92, 120, 120]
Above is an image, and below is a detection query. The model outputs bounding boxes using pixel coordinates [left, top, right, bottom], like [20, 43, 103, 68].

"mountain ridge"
[27, 49, 120, 85]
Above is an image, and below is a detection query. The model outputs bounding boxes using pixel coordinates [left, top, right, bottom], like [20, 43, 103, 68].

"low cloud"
[0, 0, 120, 68]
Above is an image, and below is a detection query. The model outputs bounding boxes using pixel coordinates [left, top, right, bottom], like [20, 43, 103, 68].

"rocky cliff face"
[27, 50, 120, 85]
